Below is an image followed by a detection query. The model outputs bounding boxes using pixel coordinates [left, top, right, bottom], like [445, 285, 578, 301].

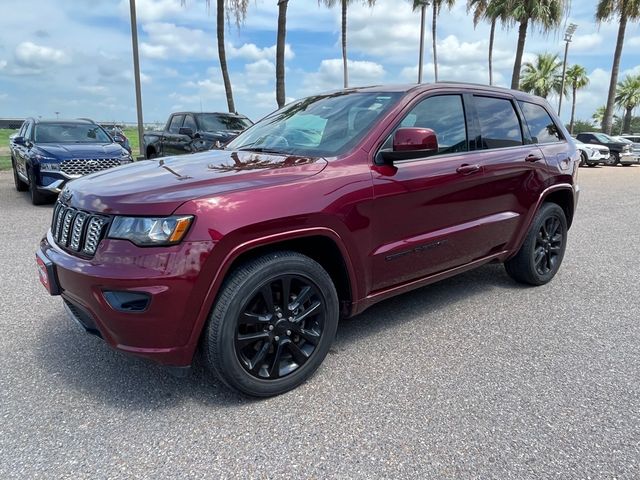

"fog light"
[103, 291, 151, 313]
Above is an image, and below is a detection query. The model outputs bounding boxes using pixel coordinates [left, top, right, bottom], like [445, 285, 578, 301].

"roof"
[172, 112, 250, 118]
[28, 118, 96, 125]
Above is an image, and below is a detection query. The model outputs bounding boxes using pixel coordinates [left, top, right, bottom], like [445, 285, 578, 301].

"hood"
[66, 149, 328, 215]
[36, 143, 125, 159]
[200, 130, 243, 141]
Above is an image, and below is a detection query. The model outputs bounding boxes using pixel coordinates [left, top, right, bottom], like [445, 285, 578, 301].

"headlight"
[108, 215, 193, 246]
[583, 148, 594, 156]
[120, 151, 133, 164]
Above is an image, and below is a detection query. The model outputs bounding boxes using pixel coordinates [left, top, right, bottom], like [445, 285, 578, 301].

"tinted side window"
[24, 122, 34, 140]
[518, 101, 563, 144]
[475, 96, 523, 149]
[168, 115, 184, 134]
[394, 95, 468, 155]
[183, 115, 197, 131]
[18, 122, 27, 137]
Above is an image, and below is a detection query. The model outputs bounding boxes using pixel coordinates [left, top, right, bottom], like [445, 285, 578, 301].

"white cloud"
[117, 0, 184, 23]
[140, 43, 168, 59]
[14, 42, 69, 69]
[302, 59, 386, 93]
[227, 42, 294, 62]
[79, 85, 109, 95]
[141, 23, 216, 60]
[570, 33, 603, 51]
[244, 59, 276, 86]
[0, 60, 6, 70]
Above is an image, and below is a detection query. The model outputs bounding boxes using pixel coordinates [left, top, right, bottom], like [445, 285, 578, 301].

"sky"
[0, 0, 639, 126]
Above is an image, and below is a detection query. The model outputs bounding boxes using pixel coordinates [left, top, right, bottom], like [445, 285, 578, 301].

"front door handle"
[456, 164, 481, 175]
[526, 153, 543, 162]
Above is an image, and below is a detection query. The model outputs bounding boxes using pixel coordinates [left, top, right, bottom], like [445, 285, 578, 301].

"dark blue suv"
[10, 118, 133, 204]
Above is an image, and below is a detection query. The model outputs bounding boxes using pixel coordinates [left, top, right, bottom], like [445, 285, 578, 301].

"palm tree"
[565, 64, 590, 134]
[182, 0, 249, 113]
[466, 0, 509, 85]
[412, 0, 455, 82]
[506, 0, 567, 90]
[592, 105, 619, 127]
[597, 0, 640, 134]
[519, 52, 564, 99]
[320, 0, 376, 89]
[615, 74, 640, 133]
[276, 0, 289, 108]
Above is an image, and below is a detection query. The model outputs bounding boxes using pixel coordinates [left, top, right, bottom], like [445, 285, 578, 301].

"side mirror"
[179, 127, 194, 137]
[379, 127, 439, 163]
[13, 136, 25, 146]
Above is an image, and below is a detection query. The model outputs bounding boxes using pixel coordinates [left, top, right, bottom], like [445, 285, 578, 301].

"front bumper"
[39, 231, 216, 366]
[619, 152, 639, 165]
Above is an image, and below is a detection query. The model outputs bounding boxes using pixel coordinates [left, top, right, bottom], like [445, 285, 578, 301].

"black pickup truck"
[144, 112, 252, 159]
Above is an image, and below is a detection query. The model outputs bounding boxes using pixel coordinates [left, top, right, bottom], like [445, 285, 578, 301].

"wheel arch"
[542, 187, 575, 229]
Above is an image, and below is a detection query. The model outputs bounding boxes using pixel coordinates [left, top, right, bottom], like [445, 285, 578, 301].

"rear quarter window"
[518, 101, 563, 144]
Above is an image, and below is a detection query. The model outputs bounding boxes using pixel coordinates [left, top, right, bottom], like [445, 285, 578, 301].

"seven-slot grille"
[51, 201, 110, 256]
[60, 158, 122, 177]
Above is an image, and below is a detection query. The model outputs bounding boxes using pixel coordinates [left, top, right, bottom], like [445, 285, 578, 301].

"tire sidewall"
[209, 254, 339, 397]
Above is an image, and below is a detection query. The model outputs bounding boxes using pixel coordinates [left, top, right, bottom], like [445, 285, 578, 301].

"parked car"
[613, 135, 640, 163]
[143, 112, 252, 159]
[574, 139, 610, 167]
[102, 124, 132, 154]
[10, 118, 133, 205]
[575, 132, 636, 165]
[36, 84, 579, 396]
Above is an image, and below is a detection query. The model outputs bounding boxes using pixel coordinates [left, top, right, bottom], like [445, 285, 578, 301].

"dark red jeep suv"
[37, 83, 579, 396]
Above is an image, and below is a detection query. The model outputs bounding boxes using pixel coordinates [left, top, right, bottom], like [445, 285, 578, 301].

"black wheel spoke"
[241, 312, 272, 325]
[260, 284, 276, 314]
[286, 341, 309, 365]
[293, 326, 320, 345]
[534, 247, 546, 267]
[249, 341, 270, 371]
[290, 286, 312, 311]
[269, 341, 284, 379]
[293, 300, 322, 324]
[237, 331, 270, 347]
[281, 276, 291, 311]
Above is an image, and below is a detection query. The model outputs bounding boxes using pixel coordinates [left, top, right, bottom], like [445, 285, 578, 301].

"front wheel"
[605, 153, 619, 166]
[203, 251, 339, 397]
[12, 157, 28, 192]
[28, 168, 49, 205]
[505, 203, 568, 286]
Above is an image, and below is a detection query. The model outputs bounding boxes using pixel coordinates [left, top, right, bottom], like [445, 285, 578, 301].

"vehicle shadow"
[35, 263, 522, 409]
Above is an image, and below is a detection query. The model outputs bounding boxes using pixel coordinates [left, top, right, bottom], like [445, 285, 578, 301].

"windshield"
[35, 123, 112, 144]
[226, 91, 403, 157]
[197, 114, 252, 132]
[593, 133, 615, 143]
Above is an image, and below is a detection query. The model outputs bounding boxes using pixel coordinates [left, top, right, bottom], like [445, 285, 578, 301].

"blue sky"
[0, 0, 639, 126]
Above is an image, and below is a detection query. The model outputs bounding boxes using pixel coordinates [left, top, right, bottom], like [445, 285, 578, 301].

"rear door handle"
[526, 153, 543, 162]
[456, 164, 481, 175]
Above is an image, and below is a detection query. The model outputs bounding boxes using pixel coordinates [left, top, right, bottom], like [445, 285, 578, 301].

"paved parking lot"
[1, 166, 639, 479]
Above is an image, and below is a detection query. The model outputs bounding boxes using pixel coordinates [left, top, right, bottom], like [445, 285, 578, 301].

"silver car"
[574, 139, 610, 167]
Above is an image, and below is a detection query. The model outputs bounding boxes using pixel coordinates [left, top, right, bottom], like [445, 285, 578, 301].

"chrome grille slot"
[60, 158, 123, 177]
[83, 216, 109, 255]
[50, 201, 111, 257]
[70, 212, 88, 251]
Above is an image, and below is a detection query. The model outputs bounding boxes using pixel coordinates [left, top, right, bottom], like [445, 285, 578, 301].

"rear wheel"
[579, 152, 586, 167]
[505, 203, 568, 286]
[12, 157, 28, 192]
[586, 160, 598, 167]
[203, 251, 339, 397]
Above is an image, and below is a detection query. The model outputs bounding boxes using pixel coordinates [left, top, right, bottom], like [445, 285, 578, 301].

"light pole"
[558, 23, 578, 117]
[417, 0, 430, 84]
[129, 0, 145, 159]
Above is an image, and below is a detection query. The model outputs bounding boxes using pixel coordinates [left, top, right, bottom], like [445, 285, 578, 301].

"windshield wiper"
[236, 147, 286, 154]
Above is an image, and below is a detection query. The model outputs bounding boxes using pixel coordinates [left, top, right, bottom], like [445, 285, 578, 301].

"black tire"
[605, 152, 619, 166]
[586, 161, 598, 167]
[12, 157, 28, 192]
[203, 251, 339, 397]
[146, 149, 157, 159]
[505, 203, 568, 286]
[27, 167, 49, 205]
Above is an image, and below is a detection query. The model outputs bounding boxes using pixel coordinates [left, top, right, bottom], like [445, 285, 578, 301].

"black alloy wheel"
[203, 251, 339, 397]
[533, 216, 563, 277]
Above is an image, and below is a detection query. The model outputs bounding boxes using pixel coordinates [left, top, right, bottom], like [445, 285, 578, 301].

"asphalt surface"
[1, 166, 639, 479]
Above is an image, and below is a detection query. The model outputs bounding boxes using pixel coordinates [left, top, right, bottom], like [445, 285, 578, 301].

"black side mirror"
[179, 127, 194, 137]
[13, 136, 25, 146]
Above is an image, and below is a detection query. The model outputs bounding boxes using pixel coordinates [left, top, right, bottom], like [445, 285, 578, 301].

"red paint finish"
[37, 83, 579, 368]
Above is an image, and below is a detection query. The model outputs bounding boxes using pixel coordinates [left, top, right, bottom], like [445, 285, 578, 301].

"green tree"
[615, 74, 640, 133]
[413, 0, 456, 82]
[592, 105, 619, 127]
[568, 119, 595, 134]
[320, 0, 376, 89]
[519, 52, 564, 99]
[466, 0, 509, 85]
[565, 64, 590, 134]
[182, 0, 249, 113]
[506, 0, 567, 90]
[596, 0, 640, 134]
[276, 0, 289, 108]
